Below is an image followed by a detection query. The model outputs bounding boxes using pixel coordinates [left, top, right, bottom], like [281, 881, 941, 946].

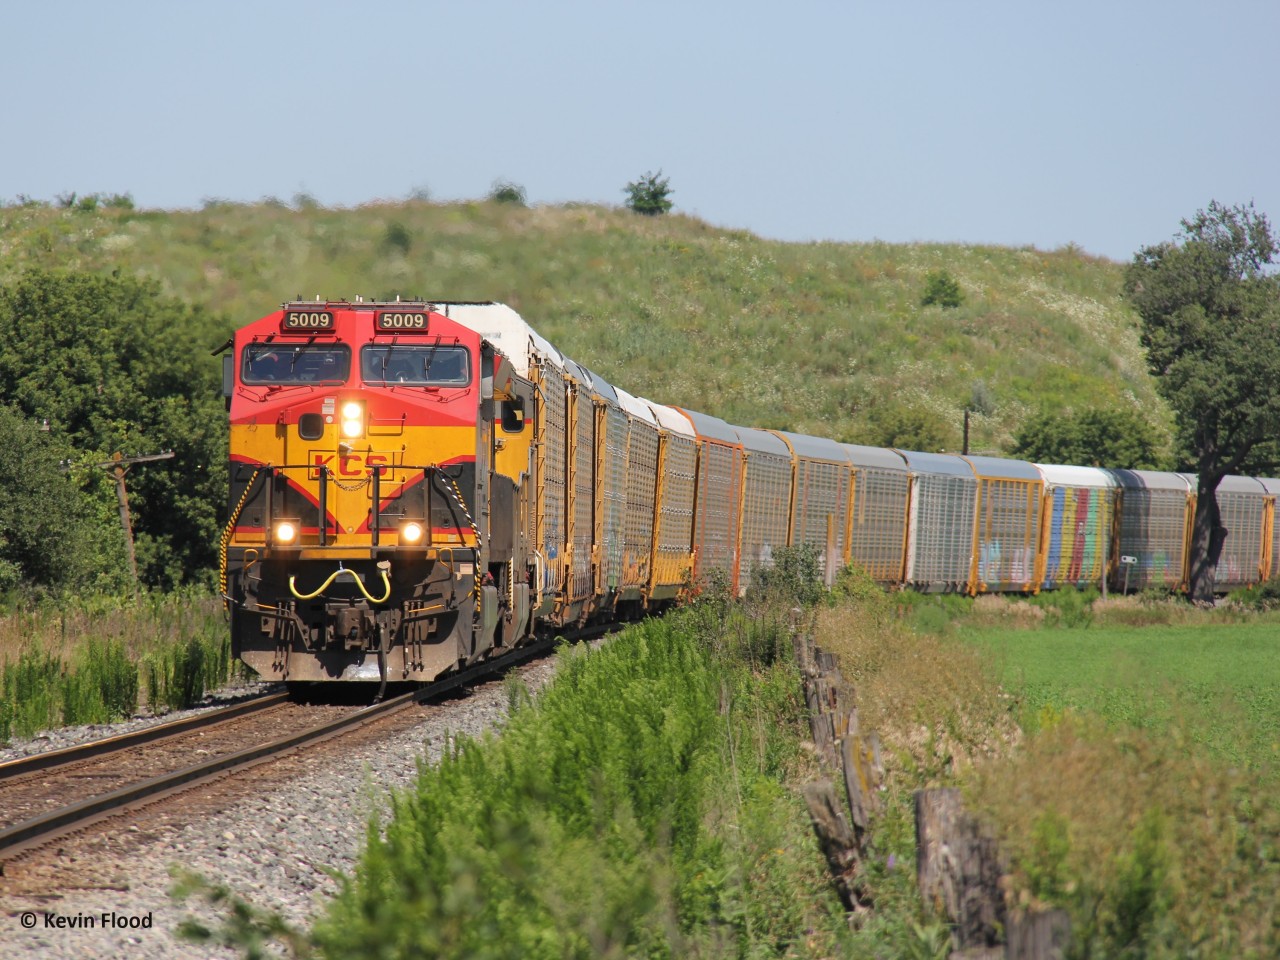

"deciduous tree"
[1124, 201, 1280, 601]
[0, 270, 230, 589]
[1010, 407, 1166, 470]
[624, 170, 673, 216]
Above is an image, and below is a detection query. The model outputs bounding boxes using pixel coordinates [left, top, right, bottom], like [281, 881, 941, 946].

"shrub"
[865, 401, 953, 452]
[749, 543, 824, 609]
[921, 270, 963, 308]
[382, 221, 413, 254]
[624, 170, 673, 216]
[303, 614, 834, 957]
[1026, 586, 1099, 628]
[1228, 576, 1280, 611]
[488, 180, 527, 206]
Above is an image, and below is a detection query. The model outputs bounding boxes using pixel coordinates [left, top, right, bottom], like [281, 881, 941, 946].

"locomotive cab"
[222, 301, 536, 685]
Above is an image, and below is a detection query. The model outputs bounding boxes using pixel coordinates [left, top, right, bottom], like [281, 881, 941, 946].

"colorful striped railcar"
[1037, 464, 1116, 591]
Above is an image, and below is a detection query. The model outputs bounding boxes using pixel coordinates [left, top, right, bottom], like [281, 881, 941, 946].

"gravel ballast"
[0, 654, 566, 958]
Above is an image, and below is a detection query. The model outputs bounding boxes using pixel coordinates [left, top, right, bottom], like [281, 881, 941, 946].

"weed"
[749, 543, 824, 610]
[921, 270, 963, 308]
[0, 592, 233, 742]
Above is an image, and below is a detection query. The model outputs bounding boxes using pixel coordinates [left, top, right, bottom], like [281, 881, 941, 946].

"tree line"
[0, 270, 228, 596]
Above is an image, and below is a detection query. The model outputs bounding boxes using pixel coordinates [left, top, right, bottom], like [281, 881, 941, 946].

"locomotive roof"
[735, 427, 791, 457]
[774, 430, 849, 463]
[962, 454, 1041, 482]
[1036, 464, 1118, 488]
[841, 444, 908, 472]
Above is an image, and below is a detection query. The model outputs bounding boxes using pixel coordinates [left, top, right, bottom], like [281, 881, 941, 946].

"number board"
[282, 310, 334, 331]
[376, 312, 430, 332]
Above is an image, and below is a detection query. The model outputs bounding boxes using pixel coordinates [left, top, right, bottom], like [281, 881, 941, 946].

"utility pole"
[96, 450, 175, 586]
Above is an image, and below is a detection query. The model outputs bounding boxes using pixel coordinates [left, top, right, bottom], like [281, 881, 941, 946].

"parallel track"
[0, 630, 570, 867]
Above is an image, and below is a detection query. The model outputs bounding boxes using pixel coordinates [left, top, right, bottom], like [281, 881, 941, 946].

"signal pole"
[96, 451, 175, 586]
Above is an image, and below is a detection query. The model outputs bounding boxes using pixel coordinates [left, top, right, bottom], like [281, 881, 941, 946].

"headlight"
[340, 400, 364, 438]
[400, 521, 425, 544]
[274, 521, 298, 543]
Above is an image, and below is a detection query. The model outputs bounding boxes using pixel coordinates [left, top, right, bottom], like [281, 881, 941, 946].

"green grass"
[830, 587, 1280, 957]
[961, 620, 1280, 773]
[0, 592, 243, 742]
[0, 198, 1170, 454]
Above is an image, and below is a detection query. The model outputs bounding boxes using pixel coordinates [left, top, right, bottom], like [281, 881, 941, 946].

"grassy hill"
[0, 197, 1168, 454]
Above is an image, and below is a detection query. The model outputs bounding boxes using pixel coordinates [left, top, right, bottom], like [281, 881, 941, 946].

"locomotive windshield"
[361, 345, 471, 386]
[241, 344, 351, 385]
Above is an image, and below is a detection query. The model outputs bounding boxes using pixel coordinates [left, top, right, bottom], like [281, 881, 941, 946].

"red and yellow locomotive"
[221, 300, 544, 685]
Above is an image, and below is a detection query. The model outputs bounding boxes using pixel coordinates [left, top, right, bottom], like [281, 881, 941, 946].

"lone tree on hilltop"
[1125, 200, 1280, 602]
[624, 170, 673, 216]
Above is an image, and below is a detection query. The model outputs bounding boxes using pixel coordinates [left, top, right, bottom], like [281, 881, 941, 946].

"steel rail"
[0, 691, 290, 782]
[0, 629, 580, 865]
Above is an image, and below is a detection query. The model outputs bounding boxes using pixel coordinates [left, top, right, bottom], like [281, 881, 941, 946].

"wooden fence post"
[914, 787, 1006, 951]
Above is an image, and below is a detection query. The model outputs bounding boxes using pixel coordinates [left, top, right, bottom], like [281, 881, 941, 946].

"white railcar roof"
[432, 302, 561, 377]
[1178, 473, 1267, 495]
[643, 399, 697, 439]
[615, 386, 657, 425]
[1036, 464, 1118, 489]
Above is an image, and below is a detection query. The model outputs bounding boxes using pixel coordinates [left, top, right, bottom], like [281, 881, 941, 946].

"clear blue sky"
[3, 0, 1277, 262]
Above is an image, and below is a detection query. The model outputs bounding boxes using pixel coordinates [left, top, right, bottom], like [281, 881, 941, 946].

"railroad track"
[0, 630, 570, 868]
